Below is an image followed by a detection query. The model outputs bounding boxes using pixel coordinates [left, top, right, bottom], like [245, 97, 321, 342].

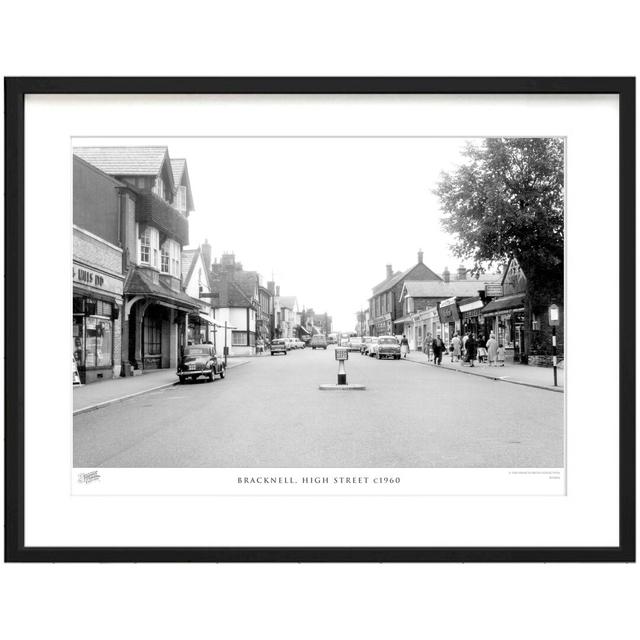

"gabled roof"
[208, 270, 259, 308]
[74, 146, 170, 176]
[372, 262, 442, 296]
[181, 248, 199, 285]
[73, 154, 129, 189]
[171, 158, 195, 211]
[401, 279, 485, 299]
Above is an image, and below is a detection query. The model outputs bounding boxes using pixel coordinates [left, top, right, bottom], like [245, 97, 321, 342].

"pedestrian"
[486, 332, 498, 366]
[423, 333, 432, 362]
[497, 343, 506, 367]
[432, 334, 445, 366]
[477, 334, 487, 364]
[466, 333, 477, 367]
[400, 334, 410, 358]
[451, 332, 461, 362]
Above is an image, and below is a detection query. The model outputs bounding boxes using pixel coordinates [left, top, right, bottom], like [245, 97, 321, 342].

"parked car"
[270, 338, 288, 355]
[284, 337, 296, 350]
[360, 336, 375, 355]
[347, 337, 364, 352]
[177, 345, 226, 383]
[364, 336, 379, 356]
[310, 335, 328, 350]
[293, 338, 306, 349]
[373, 335, 401, 360]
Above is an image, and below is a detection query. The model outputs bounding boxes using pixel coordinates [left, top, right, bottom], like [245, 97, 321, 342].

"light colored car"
[293, 338, 305, 349]
[284, 337, 296, 350]
[347, 337, 364, 352]
[360, 336, 375, 354]
[373, 335, 401, 360]
[365, 336, 379, 356]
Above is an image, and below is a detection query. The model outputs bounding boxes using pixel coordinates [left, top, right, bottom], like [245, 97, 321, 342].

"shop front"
[480, 293, 526, 363]
[73, 263, 123, 384]
[437, 297, 461, 345]
[374, 312, 393, 336]
[187, 310, 212, 346]
[460, 297, 486, 340]
[411, 306, 440, 351]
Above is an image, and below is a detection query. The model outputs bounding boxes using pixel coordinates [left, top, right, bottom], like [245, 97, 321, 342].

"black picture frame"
[4, 77, 635, 563]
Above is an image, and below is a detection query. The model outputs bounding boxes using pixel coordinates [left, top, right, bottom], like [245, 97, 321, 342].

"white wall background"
[1, 2, 638, 640]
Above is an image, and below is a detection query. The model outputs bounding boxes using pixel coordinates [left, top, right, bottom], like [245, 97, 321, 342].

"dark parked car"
[310, 335, 328, 350]
[177, 345, 226, 383]
[271, 338, 288, 355]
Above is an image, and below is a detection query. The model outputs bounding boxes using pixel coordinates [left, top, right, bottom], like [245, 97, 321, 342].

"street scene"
[73, 137, 564, 469]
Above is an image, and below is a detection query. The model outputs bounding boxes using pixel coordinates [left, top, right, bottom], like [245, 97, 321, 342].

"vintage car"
[347, 337, 364, 352]
[310, 335, 328, 350]
[364, 336, 379, 356]
[372, 335, 401, 360]
[360, 336, 376, 355]
[293, 338, 306, 349]
[270, 338, 288, 355]
[177, 345, 226, 383]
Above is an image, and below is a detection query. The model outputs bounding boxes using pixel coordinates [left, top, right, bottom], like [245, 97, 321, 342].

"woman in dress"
[451, 332, 461, 362]
[400, 334, 410, 359]
[486, 332, 498, 366]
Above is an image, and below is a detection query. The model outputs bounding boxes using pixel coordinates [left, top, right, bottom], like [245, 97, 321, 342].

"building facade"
[73, 147, 199, 379]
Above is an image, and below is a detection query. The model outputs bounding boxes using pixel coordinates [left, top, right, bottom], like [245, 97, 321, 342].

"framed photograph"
[4, 77, 635, 562]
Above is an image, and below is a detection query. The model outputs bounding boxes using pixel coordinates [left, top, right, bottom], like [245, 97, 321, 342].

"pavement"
[73, 359, 249, 415]
[402, 350, 564, 392]
[74, 347, 564, 468]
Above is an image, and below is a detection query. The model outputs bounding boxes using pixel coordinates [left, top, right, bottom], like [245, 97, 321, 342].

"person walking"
[486, 332, 498, 366]
[451, 332, 461, 362]
[432, 334, 445, 366]
[466, 333, 477, 367]
[400, 334, 410, 359]
[477, 334, 487, 364]
[423, 333, 432, 362]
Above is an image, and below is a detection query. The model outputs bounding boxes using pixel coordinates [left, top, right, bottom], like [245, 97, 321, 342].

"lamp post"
[548, 304, 560, 387]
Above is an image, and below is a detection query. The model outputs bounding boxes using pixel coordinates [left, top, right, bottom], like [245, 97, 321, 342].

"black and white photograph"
[71, 135, 565, 477]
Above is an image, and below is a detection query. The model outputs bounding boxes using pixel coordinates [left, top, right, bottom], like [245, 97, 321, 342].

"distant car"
[373, 335, 401, 360]
[271, 338, 288, 355]
[347, 337, 364, 352]
[327, 335, 337, 344]
[310, 335, 328, 350]
[293, 338, 305, 349]
[177, 345, 226, 383]
[364, 336, 380, 356]
[283, 337, 296, 350]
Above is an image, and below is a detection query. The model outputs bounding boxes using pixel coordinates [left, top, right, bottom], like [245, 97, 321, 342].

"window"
[139, 226, 160, 268]
[232, 331, 247, 346]
[177, 185, 187, 211]
[154, 176, 165, 199]
[161, 244, 170, 273]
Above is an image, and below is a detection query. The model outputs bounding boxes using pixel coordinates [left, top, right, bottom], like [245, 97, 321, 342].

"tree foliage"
[435, 138, 564, 305]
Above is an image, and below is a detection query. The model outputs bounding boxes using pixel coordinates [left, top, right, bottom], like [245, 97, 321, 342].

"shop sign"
[438, 298, 459, 322]
[74, 266, 105, 288]
[486, 283, 503, 297]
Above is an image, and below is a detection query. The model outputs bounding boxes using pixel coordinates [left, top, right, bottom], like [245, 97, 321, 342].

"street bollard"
[335, 347, 348, 385]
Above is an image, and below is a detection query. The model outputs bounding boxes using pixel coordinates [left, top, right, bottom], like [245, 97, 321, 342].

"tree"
[435, 138, 564, 307]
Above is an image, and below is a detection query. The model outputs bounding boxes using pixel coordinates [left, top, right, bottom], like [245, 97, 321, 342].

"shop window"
[83, 316, 113, 368]
[144, 315, 162, 355]
[232, 331, 247, 346]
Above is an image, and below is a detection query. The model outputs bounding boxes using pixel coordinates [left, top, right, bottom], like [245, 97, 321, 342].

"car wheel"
[208, 369, 215, 382]
[219, 367, 225, 379]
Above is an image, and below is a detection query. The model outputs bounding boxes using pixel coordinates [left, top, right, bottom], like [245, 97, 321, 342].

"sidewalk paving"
[73, 359, 249, 415]
[402, 351, 564, 392]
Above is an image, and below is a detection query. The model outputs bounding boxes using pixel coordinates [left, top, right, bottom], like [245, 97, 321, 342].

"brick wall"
[73, 228, 122, 274]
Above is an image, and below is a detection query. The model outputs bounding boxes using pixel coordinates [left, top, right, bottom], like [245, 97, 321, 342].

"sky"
[76, 136, 478, 331]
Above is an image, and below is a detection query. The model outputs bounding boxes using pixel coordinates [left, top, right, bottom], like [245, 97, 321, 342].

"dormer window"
[160, 238, 181, 277]
[176, 186, 187, 212]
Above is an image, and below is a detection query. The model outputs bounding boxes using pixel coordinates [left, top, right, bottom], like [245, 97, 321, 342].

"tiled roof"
[171, 158, 186, 186]
[371, 270, 406, 296]
[402, 279, 485, 299]
[73, 146, 169, 177]
[124, 267, 200, 310]
[209, 271, 259, 308]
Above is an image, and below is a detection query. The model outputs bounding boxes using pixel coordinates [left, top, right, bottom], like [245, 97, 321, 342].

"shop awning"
[124, 267, 200, 312]
[188, 311, 215, 325]
[393, 315, 412, 324]
[480, 293, 526, 315]
[298, 325, 311, 335]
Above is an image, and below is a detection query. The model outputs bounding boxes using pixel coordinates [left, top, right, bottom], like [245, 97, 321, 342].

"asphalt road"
[74, 347, 564, 468]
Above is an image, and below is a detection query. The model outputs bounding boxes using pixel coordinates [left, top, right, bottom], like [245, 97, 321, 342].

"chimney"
[417, 249, 424, 264]
[386, 264, 393, 279]
[442, 266, 450, 283]
[457, 265, 466, 280]
[221, 252, 235, 272]
[267, 281, 275, 295]
[201, 238, 212, 271]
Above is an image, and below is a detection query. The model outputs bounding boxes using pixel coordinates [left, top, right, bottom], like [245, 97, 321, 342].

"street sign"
[548, 304, 560, 326]
[335, 347, 348, 361]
